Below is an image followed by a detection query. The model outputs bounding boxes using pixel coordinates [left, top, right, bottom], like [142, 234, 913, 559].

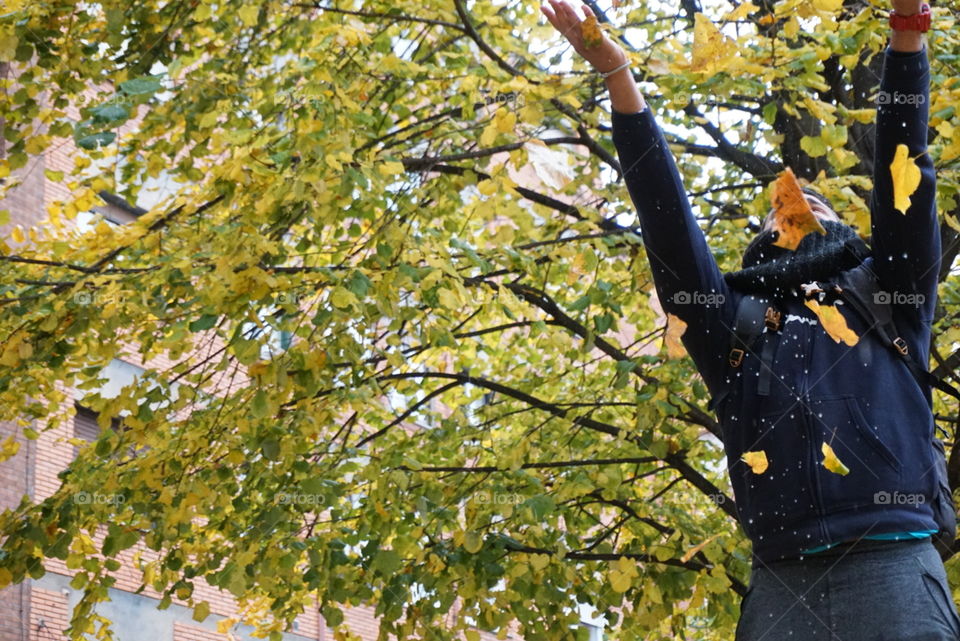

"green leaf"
[463, 531, 483, 554]
[189, 314, 218, 332]
[75, 132, 116, 150]
[119, 76, 162, 95]
[260, 436, 280, 460]
[90, 103, 130, 124]
[251, 389, 270, 418]
[192, 601, 210, 622]
[568, 294, 591, 312]
[523, 495, 555, 520]
[799, 135, 827, 158]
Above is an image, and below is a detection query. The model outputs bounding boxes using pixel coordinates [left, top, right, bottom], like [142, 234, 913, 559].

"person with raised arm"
[542, 1, 959, 638]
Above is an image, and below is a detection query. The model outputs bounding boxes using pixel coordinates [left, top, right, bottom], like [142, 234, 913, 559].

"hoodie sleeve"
[611, 105, 735, 395]
[870, 44, 939, 323]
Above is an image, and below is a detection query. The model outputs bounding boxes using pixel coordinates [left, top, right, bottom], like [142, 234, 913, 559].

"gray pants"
[736, 538, 960, 640]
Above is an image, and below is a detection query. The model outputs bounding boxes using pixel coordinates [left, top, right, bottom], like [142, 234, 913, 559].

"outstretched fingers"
[542, 0, 586, 48]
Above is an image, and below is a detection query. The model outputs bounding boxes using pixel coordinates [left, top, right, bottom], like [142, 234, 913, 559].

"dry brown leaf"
[769, 167, 827, 250]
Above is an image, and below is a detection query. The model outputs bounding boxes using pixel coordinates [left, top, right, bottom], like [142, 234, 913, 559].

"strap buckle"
[893, 337, 909, 356]
[764, 306, 782, 332]
[729, 348, 745, 368]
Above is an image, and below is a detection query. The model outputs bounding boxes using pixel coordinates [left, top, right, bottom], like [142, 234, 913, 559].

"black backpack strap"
[728, 294, 770, 368]
[835, 264, 960, 405]
[707, 295, 782, 412]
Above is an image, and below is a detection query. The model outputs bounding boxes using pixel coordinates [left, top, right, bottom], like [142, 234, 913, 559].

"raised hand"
[539, 0, 627, 74]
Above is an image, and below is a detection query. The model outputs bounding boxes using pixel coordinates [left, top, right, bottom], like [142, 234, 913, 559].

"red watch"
[889, 3, 932, 32]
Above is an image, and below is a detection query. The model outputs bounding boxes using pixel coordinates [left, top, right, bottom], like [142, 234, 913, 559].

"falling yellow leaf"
[664, 313, 688, 359]
[741, 450, 768, 474]
[769, 168, 827, 250]
[890, 143, 922, 215]
[680, 533, 720, 563]
[580, 15, 603, 49]
[691, 13, 738, 73]
[804, 300, 859, 346]
[821, 442, 850, 475]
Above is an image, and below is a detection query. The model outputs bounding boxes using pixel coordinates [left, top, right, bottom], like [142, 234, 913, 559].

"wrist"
[591, 50, 628, 74]
[889, 3, 930, 32]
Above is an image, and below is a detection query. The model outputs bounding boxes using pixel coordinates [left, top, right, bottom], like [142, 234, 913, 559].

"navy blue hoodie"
[610, 45, 940, 563]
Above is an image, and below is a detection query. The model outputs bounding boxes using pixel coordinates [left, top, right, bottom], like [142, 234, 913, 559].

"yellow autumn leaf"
[740, 450, 768, 474]
[890, 143, 922, 215]
[10, 226, 24, 244]
[238, 4, 258, 26]
[664, 312, 688, 359]
[580, 15, 603, 48]
[810, 0, 843, 12]
[680, 533, 720, 563]
[821, 442, 850, 475]
[690, 13, 737, 73]
[0, 435, 20, 463]
[529, 553, 550, 571]
[463, 530, 483, 554]
[495, 108, 516, 134]
[770, 167, 827, 250]
[944, 213, 960, 234]
[609, 568, 632, 593]
[378, 161, 405, 176]
[804, 300, 859, 346]
[247, 361, 270, 378]
[722, 1, 758, 21]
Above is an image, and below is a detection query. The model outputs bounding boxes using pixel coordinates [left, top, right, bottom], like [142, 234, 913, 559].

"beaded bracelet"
[598, 60, 630, 79]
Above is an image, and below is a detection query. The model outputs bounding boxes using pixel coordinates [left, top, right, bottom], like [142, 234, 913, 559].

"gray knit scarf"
[723, 219, 871, 300]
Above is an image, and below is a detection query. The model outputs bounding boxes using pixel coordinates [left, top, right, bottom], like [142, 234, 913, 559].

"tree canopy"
[2, 0, 960, 639]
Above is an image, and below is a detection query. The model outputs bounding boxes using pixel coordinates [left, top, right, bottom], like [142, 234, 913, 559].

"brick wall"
[173, 622, 230, 641]
[0, 415, 33, 641]
[28, 588, 68, 641]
